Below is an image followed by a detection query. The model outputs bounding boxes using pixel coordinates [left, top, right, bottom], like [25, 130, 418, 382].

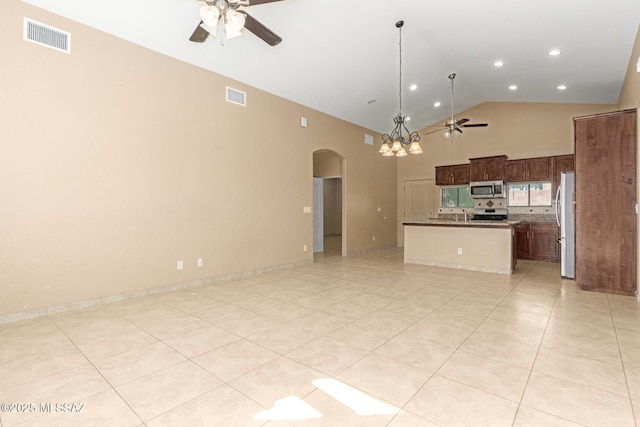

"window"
[441, 186, 474, 208]
[508, 182, 552, 206]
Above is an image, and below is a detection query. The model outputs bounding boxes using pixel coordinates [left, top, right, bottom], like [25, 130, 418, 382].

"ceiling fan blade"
[423, 128, 444, 136]
[455, 127, 463, 134]
[246, 0, 285, 4]
[462, 123, 489, 127]
[456, 118, 470, 126]
[189, 21, 210, 43]
[240, 11, 282, 46]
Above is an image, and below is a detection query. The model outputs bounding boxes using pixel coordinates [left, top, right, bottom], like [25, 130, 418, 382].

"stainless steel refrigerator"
[555, 171, 575, 279]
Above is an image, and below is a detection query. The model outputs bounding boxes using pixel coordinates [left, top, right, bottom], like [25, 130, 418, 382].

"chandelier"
[380, 20, 422, 157]
[199, 0, 247, 45]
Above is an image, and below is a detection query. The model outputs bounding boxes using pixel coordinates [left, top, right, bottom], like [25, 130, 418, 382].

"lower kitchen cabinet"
[515, 222, 559, 262]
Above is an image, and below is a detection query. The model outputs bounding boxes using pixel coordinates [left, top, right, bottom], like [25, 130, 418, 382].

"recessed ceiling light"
[509, 85, 518, 90]
[409, 84, 418, 91]
[494, 61, 504, 67]
[548, 49, 561, 56]
[434, 101, 441, 107]
[557, 84, 567, 90]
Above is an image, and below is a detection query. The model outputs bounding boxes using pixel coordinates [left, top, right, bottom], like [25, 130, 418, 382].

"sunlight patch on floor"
[313, 378, 401, 416]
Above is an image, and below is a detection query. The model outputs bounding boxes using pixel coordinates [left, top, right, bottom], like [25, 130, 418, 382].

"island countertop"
[403, 219, 521, 228]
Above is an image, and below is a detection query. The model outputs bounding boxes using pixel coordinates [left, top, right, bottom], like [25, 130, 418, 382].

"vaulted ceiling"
[22, 0, 640, 133]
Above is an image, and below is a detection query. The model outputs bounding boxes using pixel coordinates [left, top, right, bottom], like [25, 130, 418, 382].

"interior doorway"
[313, 150, 345, 257]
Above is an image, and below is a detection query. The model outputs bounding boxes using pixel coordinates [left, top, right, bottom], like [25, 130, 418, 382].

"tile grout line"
[607, 293, 639, 427]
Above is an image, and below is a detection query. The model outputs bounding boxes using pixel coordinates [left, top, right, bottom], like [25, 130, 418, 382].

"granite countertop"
[508, 214, 557, 223]
[403, 219, 521, 228]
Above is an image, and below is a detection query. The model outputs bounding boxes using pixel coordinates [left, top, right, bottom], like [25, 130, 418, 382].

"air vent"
[226, 86, 246, 106]
[23, 18, 70, 53]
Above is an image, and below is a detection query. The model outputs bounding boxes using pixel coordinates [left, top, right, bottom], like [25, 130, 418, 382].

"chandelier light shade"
[380, 20, 422, 157]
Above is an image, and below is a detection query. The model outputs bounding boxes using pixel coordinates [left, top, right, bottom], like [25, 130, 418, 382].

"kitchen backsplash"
[438, 198, 557, 223]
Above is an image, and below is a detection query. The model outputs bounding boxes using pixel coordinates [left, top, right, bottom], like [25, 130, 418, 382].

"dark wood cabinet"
[435, 164, 470, 185]
[505, 160, 527, 182]
[505, 157, 552, 182]
[515, 223, 530, 259]
[515, 222, 559, 262]
[530, 223, 560, 261]
[469, 155, 507, 181]
[574, 109, 637, 296]
[552, 154, 575, 195]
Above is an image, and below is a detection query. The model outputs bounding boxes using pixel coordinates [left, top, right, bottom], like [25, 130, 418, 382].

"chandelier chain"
[398, 24, 402, 115]
[379, 19, 422, 157]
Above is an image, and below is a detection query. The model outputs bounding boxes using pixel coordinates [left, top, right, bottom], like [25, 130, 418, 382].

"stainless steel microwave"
[469, 180, 506, 198]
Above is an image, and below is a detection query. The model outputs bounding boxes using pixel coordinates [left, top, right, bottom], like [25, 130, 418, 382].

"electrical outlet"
[457, 248, 463, 255]
[177, 260, 184, 270]
[197, 258, 203, 267]
[303, 244, 308, 252]
[372, 236, 376, 241]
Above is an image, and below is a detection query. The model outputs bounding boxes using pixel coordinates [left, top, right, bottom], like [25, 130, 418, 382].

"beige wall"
[618, 25, 640, 111]
[0, 1, 397, 318]
[313, 151, 343, 178]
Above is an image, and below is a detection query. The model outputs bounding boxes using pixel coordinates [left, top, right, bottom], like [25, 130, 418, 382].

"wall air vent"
[23, 18, 70, 53]
[226, 86, 246, 106]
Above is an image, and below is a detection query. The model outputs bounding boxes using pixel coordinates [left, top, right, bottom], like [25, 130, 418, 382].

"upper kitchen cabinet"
[435, 164, 470, 186]
[505, 157, 552, 182]
[552, 154, 575, 194]
[469, 155, 507, 181]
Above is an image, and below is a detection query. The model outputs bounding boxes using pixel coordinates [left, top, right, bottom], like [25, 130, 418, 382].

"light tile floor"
[1, 247, 639, 426]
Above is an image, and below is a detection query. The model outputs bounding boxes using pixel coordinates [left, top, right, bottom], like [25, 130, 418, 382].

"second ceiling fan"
[425, 73, 488, 138]
[189, 0, 284, 46]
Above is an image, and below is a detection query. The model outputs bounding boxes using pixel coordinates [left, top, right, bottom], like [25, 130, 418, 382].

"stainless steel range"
[471, 208, 508, 221]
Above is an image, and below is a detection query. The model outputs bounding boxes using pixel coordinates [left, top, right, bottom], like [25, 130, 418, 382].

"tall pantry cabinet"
[574, 109, 637, 296]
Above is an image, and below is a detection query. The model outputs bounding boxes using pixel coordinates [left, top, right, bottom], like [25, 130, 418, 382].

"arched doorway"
[312, 150, 345, 257]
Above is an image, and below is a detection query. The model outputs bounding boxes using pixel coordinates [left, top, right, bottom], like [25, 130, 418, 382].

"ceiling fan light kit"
[199, 5, 220, 27]
[190, 0, 283, 46]
[423, 73, 489, 139]
[380, 20, 422, 158]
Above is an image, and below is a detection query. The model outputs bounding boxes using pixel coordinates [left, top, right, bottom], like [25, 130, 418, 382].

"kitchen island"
[403, 219, 519, 274]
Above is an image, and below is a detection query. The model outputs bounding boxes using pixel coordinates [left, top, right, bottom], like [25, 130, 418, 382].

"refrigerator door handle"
[555, 185, 562, 227]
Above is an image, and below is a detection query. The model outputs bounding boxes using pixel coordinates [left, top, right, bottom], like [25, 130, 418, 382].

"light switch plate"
[303, 206, 311, 213]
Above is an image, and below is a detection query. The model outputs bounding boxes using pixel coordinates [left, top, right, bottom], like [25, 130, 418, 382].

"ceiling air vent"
[23, 18, 70, 53]
[226, 86, 246, 106]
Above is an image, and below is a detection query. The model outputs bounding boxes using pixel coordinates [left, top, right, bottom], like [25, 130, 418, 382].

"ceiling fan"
[189, 0, 283, 47]
[425, 73, 488, 138]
